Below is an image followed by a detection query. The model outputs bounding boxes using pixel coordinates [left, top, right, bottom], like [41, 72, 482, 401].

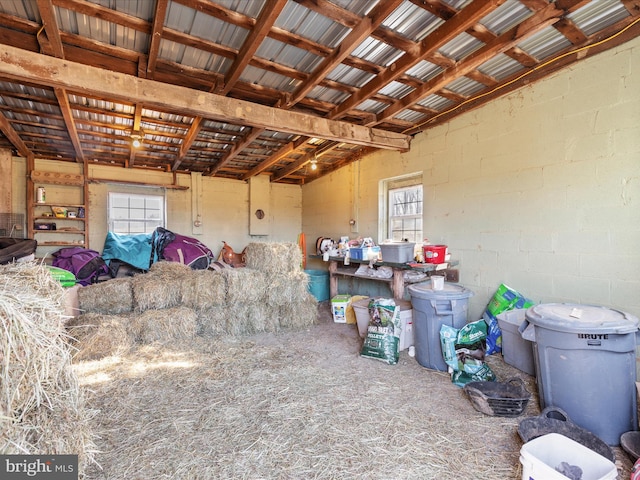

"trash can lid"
[407, 282, 474, 300]
[525, 303, 639, 334]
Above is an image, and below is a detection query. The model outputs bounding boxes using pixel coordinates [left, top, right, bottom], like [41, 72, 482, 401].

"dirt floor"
[77, 301, 634, 479]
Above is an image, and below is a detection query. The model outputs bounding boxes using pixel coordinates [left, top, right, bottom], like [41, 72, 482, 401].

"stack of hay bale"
[0, 262, 95, 474]
[71, 242, 317, 359]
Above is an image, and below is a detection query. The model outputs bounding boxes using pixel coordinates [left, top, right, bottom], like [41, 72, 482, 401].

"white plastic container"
[331, 295, 351, 323]
[520, 433, 617, 480]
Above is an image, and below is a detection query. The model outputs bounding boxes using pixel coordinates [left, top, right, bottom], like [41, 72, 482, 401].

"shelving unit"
[27, 165, 89, 259]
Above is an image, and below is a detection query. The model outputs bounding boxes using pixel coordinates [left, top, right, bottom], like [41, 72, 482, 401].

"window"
[380, 174, 423, 244]
[108, 192, 165, 234]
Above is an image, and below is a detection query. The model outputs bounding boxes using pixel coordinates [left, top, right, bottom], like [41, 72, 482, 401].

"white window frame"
[378, 172, 423, 244]
[108, 191, 166, 235]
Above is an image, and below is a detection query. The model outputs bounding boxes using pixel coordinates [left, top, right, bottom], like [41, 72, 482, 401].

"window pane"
[108, 192, 165, 235]
[386, 181, 423, 245]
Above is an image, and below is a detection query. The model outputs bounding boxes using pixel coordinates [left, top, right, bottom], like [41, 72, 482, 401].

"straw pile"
[72, 242, 317, 348]
[67, 313, 133, 361]
[0, 262, 95, 474]
[129, 306, 198, 344]
[79, 305, 584, 480]
[132, 261, 191, 312]
[222, 268, 267, 304]
[244, 241, 302, 274]
[264, 270, 310, 306]
[78, 277, 133, 314]
[180, 269, 226, 310]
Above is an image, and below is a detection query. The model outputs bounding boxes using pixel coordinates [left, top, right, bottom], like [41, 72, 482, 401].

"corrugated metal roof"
[325, 64, 375, 88]
[417, 94, 455, 111]
[256, 37, 322, 73]
[382, 1, 443, 42]
[568, 0, 630, 36]
[378, 81, 413, 99]
[446, 76, 486, 97]
[356, 99, 388, 114]
[306, 86, 350, 104]
[0, 0, 635, 183]
[480, 0, 532, 35]
[518, 26, 572, 61]
[351, 37, 404, 67]
[276, 1, 349, 48]
[439, 31, 485, 61]
[477, 53, 526, 81]
[393, 109, 427, 123]
[405, 61, 443, 82]
[239, 65, 299, 93]
[331, 0, 378, 16]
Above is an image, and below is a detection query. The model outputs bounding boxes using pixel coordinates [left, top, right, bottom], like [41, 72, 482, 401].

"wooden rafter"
[376, 2, 572, 125]
[37, 0, 85, 163]
[329, 0, 507, 120]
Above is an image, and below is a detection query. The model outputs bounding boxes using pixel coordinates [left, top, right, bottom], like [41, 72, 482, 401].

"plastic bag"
[360, 299, 400, 365]
[439, 320, 495, 387]
[484, 284, 534, 355]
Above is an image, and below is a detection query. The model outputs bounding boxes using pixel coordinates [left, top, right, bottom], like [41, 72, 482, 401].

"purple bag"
[52, 247, 110, 285]
[151, 227, 214, 270]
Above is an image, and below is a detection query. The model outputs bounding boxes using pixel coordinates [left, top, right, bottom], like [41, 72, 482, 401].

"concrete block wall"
[303, 36, 640, 321]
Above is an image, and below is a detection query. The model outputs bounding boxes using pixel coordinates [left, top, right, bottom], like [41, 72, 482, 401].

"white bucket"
[430, 275, 444, 290]
[520, 433, 617, 480]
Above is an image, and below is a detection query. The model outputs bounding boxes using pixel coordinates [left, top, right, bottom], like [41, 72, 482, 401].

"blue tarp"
[101, 231, 152, 271]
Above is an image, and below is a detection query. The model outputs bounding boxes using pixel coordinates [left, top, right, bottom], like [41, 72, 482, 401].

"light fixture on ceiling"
[310, 153, 318, 171]
[130, 130, 144, 148]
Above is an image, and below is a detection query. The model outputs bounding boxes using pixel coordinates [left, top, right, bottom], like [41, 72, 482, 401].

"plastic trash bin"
[523, 303, 639, 446]
[407, 282, 474, 371]
[305, 269, 329, 302]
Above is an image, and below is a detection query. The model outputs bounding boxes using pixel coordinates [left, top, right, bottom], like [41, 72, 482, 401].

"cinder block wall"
[303, 36, 640, 320]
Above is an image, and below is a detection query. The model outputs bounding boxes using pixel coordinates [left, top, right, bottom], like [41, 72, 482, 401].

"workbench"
[311, 255, 458, 300]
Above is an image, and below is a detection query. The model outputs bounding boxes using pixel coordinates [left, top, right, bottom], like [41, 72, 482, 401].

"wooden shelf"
[34, 216, 86, 221]
[28, 162, 89, 252]
[36, 241, 87, 246]
[34, 228, 85, 234]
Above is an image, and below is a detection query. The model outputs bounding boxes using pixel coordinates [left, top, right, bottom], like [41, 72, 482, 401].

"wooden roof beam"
[376, 2, 568, 124]
[0, 113, 33, 159]
[222, 0, 287, 94]
[329, 0, 508, 120]
[37, 0, 85, 162]
[287, 0, 404, 107]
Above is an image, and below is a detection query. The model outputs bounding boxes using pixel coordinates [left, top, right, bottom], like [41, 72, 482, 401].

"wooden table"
[311, 255, 457, 300]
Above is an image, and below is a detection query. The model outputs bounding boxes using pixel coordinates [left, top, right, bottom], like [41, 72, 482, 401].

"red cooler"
[423, 244, 447, 264]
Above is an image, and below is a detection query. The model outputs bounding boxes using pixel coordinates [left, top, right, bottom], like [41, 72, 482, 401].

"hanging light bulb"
[310, 153, 318, 170]
[130, 130, 144, 148]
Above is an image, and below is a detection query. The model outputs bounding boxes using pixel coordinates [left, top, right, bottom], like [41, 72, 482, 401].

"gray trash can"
[523, 303, 639, 445]
[408, 282, 474, 371]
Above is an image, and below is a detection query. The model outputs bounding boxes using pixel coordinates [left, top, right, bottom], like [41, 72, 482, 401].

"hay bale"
[0, 262, 95, 474]
[197, 306, 229, 337]
[181, 269, 227, 310]
[132, 261, 193, 312]
[78, 277, 134, 314]
[222, 268, 266, 305]
[129, 306, 198, 344]
[225, 302, 279, 336]
[277, 293, 319, 330]
[244, 242, 302, 274]
[67, 313, 134, 360]
[264, 271, 310, 306]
